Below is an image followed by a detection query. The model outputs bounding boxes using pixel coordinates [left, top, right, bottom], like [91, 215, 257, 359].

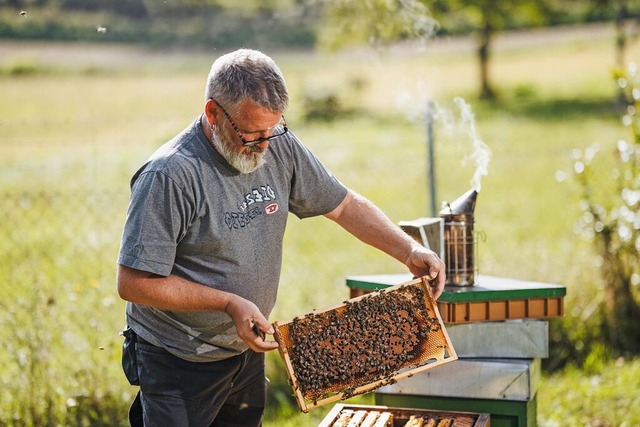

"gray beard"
[210, 128, 266, 174]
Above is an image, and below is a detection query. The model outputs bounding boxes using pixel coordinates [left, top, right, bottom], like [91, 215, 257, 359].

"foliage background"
[1, 1, 640, 426]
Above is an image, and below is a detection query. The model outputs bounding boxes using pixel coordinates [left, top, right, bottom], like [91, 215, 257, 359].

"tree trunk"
[615, 1, 628, 70]
[478, 17, 494, 99]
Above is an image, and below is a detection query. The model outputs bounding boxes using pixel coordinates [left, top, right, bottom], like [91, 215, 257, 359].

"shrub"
[571, 63, 640, 357]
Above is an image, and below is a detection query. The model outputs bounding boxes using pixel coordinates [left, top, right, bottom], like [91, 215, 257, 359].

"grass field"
[1, 23, 639, 426]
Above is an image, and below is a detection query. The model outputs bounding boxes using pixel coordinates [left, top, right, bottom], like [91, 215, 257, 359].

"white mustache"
[247, 146, 264, 154]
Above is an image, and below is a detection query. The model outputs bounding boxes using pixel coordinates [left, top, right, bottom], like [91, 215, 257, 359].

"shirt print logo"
[238, 184, 276, 212]
[225, 207, 262, 229]
[265, 203, 278, 214]
[225, 183, 278, 230]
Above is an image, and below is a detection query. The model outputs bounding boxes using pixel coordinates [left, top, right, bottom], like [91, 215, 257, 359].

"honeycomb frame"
[272, 276, 457, 412]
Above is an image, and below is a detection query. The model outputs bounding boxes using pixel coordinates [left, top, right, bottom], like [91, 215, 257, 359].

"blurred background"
[1, 0, 639, 425]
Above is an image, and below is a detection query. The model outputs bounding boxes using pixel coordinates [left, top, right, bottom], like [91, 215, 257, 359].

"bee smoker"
[440, 189, 478, 286]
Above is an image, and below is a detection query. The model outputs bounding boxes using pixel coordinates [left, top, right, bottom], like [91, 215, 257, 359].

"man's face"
[211, 99, 284, 174]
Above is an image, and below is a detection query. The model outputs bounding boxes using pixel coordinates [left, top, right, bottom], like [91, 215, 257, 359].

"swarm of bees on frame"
[286, 284, 440, 402]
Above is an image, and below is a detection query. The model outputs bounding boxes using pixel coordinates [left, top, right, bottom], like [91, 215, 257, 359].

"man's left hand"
[404, 247, 446, 299]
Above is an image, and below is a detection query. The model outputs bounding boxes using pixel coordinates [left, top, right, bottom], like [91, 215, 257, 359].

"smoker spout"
[440, 189, 478, 216]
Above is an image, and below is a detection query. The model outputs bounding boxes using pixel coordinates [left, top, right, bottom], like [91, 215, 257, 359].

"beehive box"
[377, 358, 541, 401]
[272, 277, 457, 412]
[347, 274, 565, 324]
[318, 404, 490, 427]
[445, 320, 549, 358]
[437, 296, 563, 323]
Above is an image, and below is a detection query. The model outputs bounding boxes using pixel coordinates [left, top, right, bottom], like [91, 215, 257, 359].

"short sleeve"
[286, 137, 348, 219]
[118, 170, 194, 276]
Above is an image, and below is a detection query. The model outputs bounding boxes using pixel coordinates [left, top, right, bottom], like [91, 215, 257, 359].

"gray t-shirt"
[118, 117, 347, 362]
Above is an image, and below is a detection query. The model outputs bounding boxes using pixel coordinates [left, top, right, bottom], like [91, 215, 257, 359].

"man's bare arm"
[324, 189, 446, 298]
[117, 265, 278, 351]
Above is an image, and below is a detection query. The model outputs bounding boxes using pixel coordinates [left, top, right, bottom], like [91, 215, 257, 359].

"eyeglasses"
[213, 100, 288, 147]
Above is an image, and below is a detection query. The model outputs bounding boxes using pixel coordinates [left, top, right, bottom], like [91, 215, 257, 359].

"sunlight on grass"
[539, 357, 640, 426]
[1, 24, 640, 425]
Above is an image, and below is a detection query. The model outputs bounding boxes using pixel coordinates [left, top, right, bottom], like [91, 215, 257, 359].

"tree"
[586, 0, 640, 71]
[316, 0, 438, 50]
[427, 0, 550, 99]
[317, 0, 550, 100]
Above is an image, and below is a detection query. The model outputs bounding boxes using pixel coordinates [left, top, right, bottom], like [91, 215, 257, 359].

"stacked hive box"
[346, 273, 566, 427]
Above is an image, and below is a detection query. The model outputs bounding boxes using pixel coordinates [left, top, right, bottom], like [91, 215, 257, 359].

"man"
[117, 48, 445, 427]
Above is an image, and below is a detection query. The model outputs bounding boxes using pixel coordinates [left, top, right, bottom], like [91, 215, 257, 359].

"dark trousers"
[128, 336, 266, 427]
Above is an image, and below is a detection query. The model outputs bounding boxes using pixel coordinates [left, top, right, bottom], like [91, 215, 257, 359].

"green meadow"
[1, 23, 639, 425]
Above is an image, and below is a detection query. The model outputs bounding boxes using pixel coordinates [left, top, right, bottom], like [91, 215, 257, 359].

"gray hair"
[204, 49, 289, 114]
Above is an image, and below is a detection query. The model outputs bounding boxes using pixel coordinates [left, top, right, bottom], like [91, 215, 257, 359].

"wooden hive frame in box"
[272, 276, 457, 412]
[318, 404, 491, 427]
